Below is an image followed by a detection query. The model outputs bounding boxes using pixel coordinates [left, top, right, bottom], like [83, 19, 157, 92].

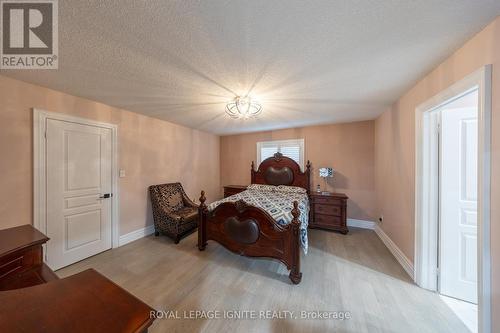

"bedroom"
[0, 1, 499, 332]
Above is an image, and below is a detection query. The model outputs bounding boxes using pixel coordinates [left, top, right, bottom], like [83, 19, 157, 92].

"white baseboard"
[374, 225, 415, 280]
[119, 224, 155, 247]
[347, 218, 375, 230]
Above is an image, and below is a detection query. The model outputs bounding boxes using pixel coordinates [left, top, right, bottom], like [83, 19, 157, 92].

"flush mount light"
[225, 96, 262, 119]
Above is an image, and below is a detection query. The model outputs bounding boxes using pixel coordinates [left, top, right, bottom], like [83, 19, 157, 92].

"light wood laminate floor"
[58, 228, 470, 333]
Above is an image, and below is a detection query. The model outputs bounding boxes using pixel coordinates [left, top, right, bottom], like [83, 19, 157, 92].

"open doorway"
[415, 66, 491, 333]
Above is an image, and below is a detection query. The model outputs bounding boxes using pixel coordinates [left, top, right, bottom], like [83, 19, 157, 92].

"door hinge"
[44, 131, 47, 139]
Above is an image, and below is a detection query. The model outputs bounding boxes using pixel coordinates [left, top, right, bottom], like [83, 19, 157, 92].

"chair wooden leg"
[154, 231, 160, 237]
[174, 235, 180, 244]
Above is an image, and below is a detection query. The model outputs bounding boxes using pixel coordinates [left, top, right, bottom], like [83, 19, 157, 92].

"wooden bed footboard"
[197, 191, 302, 284]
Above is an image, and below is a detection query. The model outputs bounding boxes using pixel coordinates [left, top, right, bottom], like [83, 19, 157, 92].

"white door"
[46, 119, 113, 270]
[439, 106, 478, 304]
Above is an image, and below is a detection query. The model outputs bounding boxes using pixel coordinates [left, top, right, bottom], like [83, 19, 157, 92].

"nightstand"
[223, 185, 247, 198]
[0, 225, 59, 291]
[310, 192, 349, 234]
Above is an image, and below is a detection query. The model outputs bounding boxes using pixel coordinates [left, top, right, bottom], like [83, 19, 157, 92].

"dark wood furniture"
[223, 185, 247, 198]
[310, 192, 349, 234]
[0, 268, 156, 333]
[0, 224, 58, 291]
[198, 152, 311, 284]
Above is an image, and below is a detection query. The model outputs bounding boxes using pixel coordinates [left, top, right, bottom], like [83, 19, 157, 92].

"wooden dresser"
[0, 224, 58, 290]
[0, 268, 155, 333]
[223, 185, 247, 198]
[310, 192, 349, 234]
[0, 225, 156, 332]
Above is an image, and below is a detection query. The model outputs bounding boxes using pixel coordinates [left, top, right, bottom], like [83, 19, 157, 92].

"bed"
[197, 152, 311, 284]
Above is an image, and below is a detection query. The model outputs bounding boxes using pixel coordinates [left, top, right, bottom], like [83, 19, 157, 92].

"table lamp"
[319, 167, 334, 194]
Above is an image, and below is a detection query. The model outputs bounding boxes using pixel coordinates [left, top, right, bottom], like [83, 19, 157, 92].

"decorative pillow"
[276, 185, 307, 194]
[247, 184, 278, 192]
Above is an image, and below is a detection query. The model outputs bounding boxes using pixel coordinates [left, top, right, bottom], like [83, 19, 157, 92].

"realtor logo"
[1, 0, 58, 69]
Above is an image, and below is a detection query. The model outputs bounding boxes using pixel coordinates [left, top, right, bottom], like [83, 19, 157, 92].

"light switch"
[119, 169, 126, 178]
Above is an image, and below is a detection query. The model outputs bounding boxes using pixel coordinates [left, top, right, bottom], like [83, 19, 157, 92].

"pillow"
[276, 185, 307, 194]
[247, 184, 278, 192]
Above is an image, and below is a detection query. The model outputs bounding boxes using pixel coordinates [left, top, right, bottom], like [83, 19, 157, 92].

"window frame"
[256, 138, 305, 171]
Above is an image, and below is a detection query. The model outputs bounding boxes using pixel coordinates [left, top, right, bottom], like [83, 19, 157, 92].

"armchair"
[149, 182, 199, 244]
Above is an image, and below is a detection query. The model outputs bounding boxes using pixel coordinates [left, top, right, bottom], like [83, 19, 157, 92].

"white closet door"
[46, 119, 112, 270]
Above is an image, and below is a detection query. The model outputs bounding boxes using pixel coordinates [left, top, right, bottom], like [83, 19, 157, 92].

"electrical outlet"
[119, 169, 126, 178]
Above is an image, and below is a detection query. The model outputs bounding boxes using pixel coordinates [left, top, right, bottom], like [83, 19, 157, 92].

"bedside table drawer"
[223, 185, 247, 198]
[314, 214, 343, 227]
[315, 204, 342, 216]
[224, 189, 240, 198]
[313, 196, 337, 205]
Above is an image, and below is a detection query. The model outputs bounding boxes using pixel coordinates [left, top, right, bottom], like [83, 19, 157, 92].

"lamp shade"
[319, 167, 334, 178]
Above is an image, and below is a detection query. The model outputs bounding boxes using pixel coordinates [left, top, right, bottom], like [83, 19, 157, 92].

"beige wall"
[220, 121, 376, 221]
[0, 75, 220, 235]
[374, 16, 500, 330]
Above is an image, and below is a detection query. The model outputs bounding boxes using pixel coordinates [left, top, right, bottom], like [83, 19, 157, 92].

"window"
[256, 139, 305, 170]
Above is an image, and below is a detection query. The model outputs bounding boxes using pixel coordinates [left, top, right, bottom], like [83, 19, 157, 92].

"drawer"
[313, 196, 343, 205]
[224, 190, 240, 198]
[314, 214, 343, 227]
[0, 246, 41, 280]
[315, 204, 342, 216]
[0, 256, 23, 279]
[223, 186, 246, 198]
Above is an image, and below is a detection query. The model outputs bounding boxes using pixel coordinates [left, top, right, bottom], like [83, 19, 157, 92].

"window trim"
[256, 138, 305, 170]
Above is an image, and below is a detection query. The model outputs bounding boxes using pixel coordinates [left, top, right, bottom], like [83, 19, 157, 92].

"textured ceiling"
[2, 1, 500, 135]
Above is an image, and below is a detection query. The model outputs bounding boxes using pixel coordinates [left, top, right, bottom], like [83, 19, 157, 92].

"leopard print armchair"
[149, 182, 199, 244]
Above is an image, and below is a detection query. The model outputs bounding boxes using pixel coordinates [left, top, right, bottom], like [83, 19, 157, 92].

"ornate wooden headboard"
[251, 152, 311, 193]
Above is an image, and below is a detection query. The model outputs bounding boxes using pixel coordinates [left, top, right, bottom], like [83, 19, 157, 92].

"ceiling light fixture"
[225, 96, 262, 119]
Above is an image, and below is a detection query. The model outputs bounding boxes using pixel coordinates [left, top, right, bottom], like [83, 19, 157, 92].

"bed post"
[289, 201, 302, 284]
[251, 161, 255, 183]
[198, 191, 208, 251]
[305, 160, 311, 194]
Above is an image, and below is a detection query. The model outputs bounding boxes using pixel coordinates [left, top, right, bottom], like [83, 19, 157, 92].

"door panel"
[460, 233, 477, 283]
[46, 119, 112, 270]
[65, 210, 102, 250]
[440, 105, 478, 304]
[65, 131, 101, 191]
